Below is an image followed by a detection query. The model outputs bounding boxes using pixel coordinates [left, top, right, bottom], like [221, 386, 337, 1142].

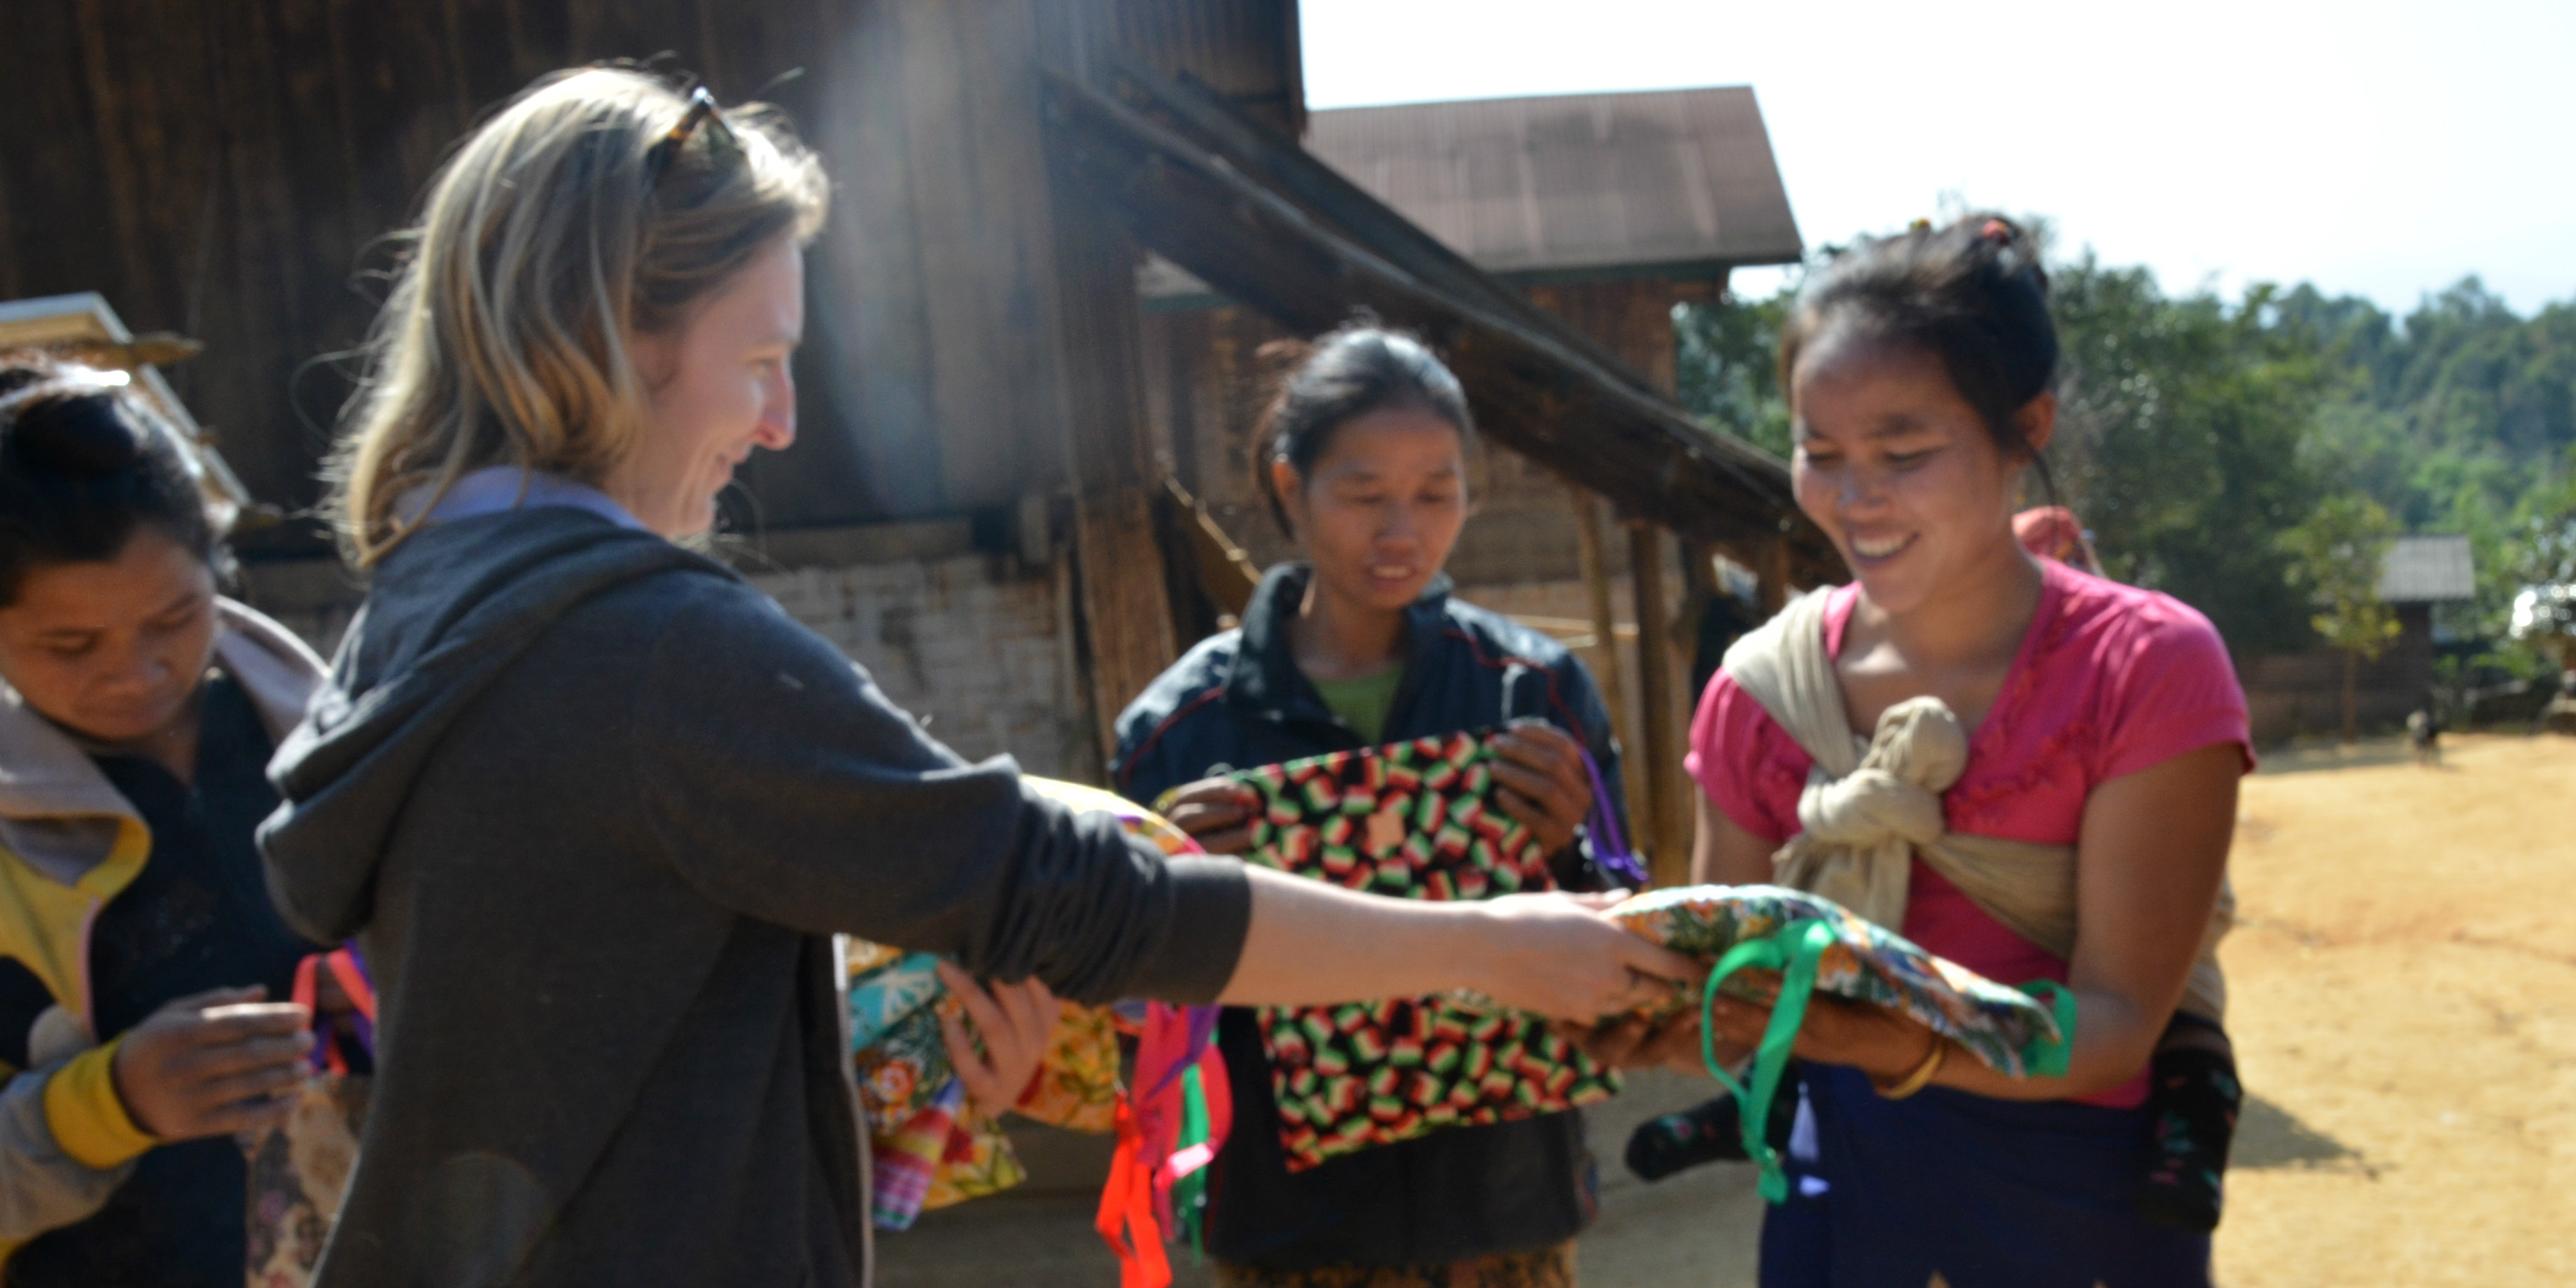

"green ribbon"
[1695, 920, 2087, 1205]
[2013, 979, 2079, 1079]
[1172, 1062, 1212, 1259]
[1698, 918, 1835, 1204]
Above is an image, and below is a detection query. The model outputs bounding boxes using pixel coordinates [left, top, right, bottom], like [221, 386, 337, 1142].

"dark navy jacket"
[1112, 564, 1632, 1269]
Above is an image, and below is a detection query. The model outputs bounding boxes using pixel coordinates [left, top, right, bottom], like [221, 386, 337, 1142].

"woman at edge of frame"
[1114, 325, 1637, 1288]
[253, 69, 1696, 1288]
[0, 353, 336, 1286]
[1591, 215, 2248, 1287]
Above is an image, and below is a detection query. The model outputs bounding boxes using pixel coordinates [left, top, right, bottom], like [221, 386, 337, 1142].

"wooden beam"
[1166, 477, 1263, 620]
[1570, 484, 1644, 855]
[1680, 536, 1720, 697]
[1628, 522, 1691, 888]
[1758, 533, 1795, 616]
[1046, 127, 1180, 765]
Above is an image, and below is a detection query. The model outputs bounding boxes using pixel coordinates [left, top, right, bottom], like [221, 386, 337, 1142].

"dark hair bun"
[1777, 212, 2062, 498]
[5, 386, 149, 475]
[0, 351, 221, 606]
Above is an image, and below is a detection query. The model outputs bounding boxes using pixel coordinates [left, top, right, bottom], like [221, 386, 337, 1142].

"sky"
[1301, 0, 2576, 316]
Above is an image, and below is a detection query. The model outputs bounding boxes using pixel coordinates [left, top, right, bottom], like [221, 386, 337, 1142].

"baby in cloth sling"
[1727, 585, 2241, 1231]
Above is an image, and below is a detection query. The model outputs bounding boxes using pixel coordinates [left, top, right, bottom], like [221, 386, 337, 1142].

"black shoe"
[1625, 1095, 1749, 1182]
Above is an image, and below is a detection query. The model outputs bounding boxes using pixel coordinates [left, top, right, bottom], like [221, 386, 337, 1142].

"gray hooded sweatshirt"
[258, 507, 1251, 1288]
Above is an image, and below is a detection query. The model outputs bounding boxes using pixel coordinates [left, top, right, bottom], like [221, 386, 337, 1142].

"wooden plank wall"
[0, 0, 869, 536]
[1028, 0, 1300, 753]
[0, 0, 1294, 552]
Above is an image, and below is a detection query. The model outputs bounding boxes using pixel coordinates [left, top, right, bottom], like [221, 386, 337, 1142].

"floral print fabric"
[846, 778, 1180, 1228]
[1607, 883, 2069, 1076]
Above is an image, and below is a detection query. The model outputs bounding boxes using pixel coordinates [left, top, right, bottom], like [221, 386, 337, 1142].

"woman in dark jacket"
[1114, 326, 1635, 1287]
[256, 71, 1692, 1288]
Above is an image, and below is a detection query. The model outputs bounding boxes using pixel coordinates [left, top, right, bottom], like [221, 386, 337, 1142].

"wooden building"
[0, 2, 1829, 877]
[2240, 535, 2477, 742]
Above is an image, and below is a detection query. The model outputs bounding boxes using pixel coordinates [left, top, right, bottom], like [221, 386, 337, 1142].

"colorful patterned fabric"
[848, 946, 960, 1121]
[871, 1077, 967, 1225]
[849, 778, 1201, 1232]
[920, 1079, 1028, 1212]
[1608, 884, 2069, 1077]
[847, 944, 1108, 1229]
[1212, 1240, 1576, 1288]
[1021, 1001, 1124, 1133]
[244, 949, 373, 1288]
[1030, 781, 1235, 1288]
[1220, 732, 1619, 1172]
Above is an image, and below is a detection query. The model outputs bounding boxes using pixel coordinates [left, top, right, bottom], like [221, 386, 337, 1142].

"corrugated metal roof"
[2379, 535, 2477, 602]
[1304, 88, 1802, 279]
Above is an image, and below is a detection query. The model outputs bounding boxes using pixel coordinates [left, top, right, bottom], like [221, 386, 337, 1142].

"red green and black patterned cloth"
[1210, 732, 1620, 1172]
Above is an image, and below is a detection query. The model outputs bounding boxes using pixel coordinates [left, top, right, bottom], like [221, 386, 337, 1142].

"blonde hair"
[330, 66, 827, 564]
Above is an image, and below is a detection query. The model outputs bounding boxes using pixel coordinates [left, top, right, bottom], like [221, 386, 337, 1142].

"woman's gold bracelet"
[1874, 1037, 1947, 1100]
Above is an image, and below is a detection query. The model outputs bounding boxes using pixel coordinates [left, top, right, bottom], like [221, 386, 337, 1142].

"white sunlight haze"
[1301, 0, 2576, 314]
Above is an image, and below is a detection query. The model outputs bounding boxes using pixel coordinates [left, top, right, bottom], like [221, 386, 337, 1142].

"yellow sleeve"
[41, 1037, 156, 1169]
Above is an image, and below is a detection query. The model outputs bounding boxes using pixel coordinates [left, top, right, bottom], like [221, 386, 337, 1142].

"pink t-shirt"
[1685, 559, 2251, 1107]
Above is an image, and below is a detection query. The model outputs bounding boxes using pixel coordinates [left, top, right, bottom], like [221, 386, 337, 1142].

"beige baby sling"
[1721, 587, 2230, 1022]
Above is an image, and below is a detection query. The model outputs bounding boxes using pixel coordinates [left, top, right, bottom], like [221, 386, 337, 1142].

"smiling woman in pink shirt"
[1666, 216, 2249, 1288]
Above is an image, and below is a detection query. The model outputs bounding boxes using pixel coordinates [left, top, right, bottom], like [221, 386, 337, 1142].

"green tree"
[2276, 494, 2403, 742]
[1676, 285, 1794, 457]
[2501, 465, 2576, 674]
[2049, 260, 2325, 654]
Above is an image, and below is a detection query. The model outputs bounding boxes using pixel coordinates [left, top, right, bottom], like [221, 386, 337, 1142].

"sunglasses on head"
[645, 85, 743, 186]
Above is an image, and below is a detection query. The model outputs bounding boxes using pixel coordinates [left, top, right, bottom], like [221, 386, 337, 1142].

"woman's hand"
[935, 962, 1062, 1121]
[1490, 722, 1593, 858]
[1553, 1009, 1720, 1074]
[1160, 778, 1261, 855]
[1471, 891, 1700, 1022]
[1704, 981, 1941, 1084]
[113, 987, 314, 1141]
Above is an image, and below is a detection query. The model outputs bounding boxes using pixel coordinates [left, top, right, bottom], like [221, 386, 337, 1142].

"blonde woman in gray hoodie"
[0, 353, 335, 1286]
[256, 66, 1695, 1288]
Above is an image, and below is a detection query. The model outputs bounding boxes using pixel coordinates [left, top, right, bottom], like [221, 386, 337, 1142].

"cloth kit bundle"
[242, 947, 374, 1288]
[1206, 730, 1621, 1172]
[846, 778, 1226, 1288]
[1608, 884, 2074, 1200]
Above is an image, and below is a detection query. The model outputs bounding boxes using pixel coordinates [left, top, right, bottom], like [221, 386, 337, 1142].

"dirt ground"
[2210, 732, 2576, 1285]
[878, 733, 2576, 1287]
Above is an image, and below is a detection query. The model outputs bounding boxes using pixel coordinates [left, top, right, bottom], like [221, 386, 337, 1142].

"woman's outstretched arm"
[1219, 867, 1700, 1021]
[639, 589, 1698, 1020]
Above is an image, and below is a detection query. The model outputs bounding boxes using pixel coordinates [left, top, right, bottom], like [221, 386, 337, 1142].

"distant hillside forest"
[1679, 248, 2576, 671]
